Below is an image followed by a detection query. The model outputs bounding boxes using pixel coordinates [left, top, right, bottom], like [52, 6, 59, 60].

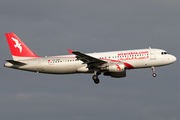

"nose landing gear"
[151, 66, 157, 77]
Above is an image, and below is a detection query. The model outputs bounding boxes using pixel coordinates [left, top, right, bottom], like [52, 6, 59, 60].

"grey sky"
[0, 0, 180, 120]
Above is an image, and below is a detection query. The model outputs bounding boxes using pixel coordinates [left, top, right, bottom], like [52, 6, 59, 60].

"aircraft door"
[150, 50, 156, 60]
[37, 58, 43, 69]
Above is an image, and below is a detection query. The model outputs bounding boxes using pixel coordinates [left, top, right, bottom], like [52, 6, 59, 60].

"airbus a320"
[4, 33, 177, 84]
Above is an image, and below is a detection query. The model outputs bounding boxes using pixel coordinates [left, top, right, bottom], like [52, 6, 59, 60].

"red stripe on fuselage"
[124, 62, 134, 69]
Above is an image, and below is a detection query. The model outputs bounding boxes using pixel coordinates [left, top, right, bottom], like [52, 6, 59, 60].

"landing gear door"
[150, 50, 156, 60]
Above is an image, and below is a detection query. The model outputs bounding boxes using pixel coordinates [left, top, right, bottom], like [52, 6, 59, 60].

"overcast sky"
[0, 0, 180, 120]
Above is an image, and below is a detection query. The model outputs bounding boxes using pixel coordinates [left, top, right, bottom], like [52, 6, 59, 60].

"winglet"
[68, 49, 73, 54]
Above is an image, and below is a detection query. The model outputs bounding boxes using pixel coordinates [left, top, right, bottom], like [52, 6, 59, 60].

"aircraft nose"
[171, 55, 177, 63]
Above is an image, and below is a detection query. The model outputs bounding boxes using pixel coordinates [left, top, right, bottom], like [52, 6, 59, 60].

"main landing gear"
[92, 71, 101, 84]
[151, 66, 157, 77]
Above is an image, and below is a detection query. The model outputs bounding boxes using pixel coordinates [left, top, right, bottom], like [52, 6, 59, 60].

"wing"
[68, 49, 107, 68]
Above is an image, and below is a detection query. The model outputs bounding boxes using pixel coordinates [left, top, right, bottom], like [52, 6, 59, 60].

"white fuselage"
[5, 48, 176, 74]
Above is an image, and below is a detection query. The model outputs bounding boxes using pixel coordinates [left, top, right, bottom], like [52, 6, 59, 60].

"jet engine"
[103, 71, 126, 78]
[101, 63, 125, 72]
[101, 63, 126, 78]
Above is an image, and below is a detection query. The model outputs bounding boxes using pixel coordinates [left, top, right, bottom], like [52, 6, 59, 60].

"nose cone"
[171, 55, 177, 63]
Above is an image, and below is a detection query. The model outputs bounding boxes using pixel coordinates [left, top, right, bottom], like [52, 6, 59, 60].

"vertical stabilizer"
[5, 33, 40, 60]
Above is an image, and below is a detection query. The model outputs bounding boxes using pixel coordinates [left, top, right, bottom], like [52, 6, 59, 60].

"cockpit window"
[161, 52, 169, 55]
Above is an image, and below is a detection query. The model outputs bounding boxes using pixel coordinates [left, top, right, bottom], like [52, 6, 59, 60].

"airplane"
[4, 33, 177, 84]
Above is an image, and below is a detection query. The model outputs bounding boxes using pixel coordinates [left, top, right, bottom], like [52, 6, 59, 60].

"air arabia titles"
[117, 51, 149, 61]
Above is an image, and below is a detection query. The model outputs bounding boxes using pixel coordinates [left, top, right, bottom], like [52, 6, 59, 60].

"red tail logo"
[11, 37, 22, 53]
[5, 33, 39, 58]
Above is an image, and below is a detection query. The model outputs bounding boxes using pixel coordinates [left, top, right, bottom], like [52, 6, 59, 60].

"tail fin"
[5, 33, 40, 60]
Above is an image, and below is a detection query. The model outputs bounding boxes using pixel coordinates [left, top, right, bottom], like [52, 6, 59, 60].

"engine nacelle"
[101, 63, 126, 78]
[103, 63, 125, 72]
[103, 71, 126, 78]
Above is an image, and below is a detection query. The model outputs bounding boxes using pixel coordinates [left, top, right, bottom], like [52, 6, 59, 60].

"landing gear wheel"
[93, 75, 98, 80]
[92, 75, 100, 84]
[94, 79, 100, 84]
[152, 73, 157, 77]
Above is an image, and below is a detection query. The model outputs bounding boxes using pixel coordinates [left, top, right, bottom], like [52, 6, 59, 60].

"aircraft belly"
[132, 58, 161, 68]
[56, 64, 77, 74]
[133, 59, 145, 68]
[43, 63, 79, 74]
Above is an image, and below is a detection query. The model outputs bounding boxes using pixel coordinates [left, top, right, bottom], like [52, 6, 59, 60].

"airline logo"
[11, 37, 22, 53]
[116, 64, 121, 70]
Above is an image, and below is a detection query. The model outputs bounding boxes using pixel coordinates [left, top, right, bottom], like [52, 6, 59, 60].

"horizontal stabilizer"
[6, 59, 26, 66]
